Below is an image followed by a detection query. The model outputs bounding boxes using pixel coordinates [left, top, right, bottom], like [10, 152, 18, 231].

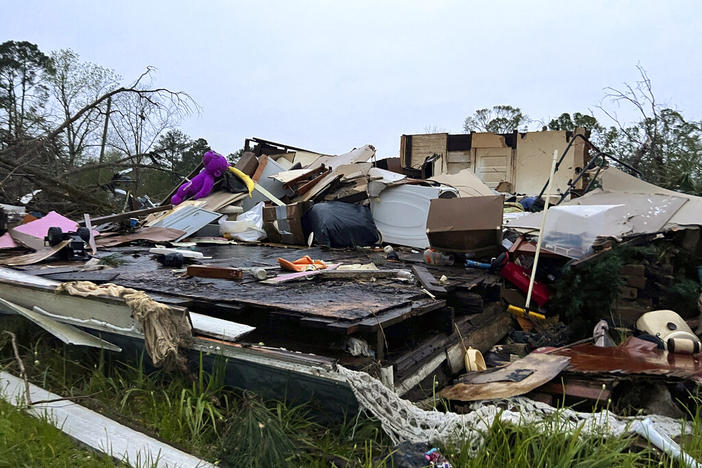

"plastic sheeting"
[302, 201, 379, 248]
[219, 202, 267, 242]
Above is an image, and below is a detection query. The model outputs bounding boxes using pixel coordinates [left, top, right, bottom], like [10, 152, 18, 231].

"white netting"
[337, 365, 686, 452]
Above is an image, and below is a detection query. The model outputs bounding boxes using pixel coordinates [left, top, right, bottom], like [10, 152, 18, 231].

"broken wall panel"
[514, 130, 586, 195]
[400, 133, 448, 170]
[400, 129, 590, 194]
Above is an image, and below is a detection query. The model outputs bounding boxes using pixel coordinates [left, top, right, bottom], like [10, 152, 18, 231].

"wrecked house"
[0, 132, 701, 462]
[400, 129, 589, 194]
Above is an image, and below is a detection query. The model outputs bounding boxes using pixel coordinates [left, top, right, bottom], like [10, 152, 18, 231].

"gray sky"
[3, 1, 701, 156]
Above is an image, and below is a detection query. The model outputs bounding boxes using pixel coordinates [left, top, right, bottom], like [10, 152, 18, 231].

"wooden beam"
[78, 205, 172, 226]
[411, 265, 447, 297]
[187, 264, 243, 280]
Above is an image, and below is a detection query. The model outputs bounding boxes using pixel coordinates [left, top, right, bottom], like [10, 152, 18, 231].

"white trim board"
[0, 371, 214, 468]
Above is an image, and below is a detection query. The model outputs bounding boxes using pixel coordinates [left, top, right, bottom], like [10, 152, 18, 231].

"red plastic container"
[500, 261, 551, 307]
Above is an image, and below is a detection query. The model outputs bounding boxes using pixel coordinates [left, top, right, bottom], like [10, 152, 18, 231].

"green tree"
[155, 129, 190, 173]
[0, 41, 54, 146]
[181, 137, 211, 174]
[463, 105, 529, 133]
[547, 112, 603, 134]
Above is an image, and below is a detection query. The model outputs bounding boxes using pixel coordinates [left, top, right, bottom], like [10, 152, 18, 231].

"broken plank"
[0, 240, 70, 266]
[190, 312, 254, 341]
[253, 182, 285, 206]
[440, 354, 571, 402]
[301, 173, 343, 202]
[187, 264, 243, 280]
[395, 352, 446, 396]
[537, 377, 613, 401]
[261, 264, 340, 284]
[317, 269, 408, 280]
[42, 271, 120, 283]
[354, 298, 445, 331]
[294, 168, 333, 195]
[78, 205, 172, 226]
[411, 265, 447, 297]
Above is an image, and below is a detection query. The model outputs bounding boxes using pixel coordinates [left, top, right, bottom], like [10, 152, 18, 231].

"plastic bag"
[218, 202, 267, 242]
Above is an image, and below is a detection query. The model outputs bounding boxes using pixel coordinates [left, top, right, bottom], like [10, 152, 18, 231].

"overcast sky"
[3, 1, 701, 157]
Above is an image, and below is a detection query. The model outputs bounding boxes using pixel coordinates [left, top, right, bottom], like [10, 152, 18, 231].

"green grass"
[2, 316, 702, 467]
[0, 398, 120, 467]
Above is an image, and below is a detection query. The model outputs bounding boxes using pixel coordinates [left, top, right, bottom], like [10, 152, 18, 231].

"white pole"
[525, 150, 559, 311]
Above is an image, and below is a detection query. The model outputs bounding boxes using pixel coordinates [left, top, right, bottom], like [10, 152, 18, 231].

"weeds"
[0, 398, 120, 467]
[2, 317, 702, 467]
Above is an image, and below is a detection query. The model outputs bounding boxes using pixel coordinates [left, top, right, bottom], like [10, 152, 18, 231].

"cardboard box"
[426, 195, 504, 257]
[263, 202, 311, 245]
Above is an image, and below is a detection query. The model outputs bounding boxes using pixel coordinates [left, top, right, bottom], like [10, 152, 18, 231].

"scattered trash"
[219, 202, 267, 242]
[278, 255, 327, 272]
[2, 131, 702, 463]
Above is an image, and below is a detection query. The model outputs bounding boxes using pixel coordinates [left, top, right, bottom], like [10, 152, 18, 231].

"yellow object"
[503, 202, 524, 213]
[228, 166, 254, 198]
[464, 347, 486, 372]
[507, 304, 546, 321]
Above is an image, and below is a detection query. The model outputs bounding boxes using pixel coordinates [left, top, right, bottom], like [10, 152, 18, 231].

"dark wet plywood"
[93, 244, 496, 324]
[114, 270, 416, 321]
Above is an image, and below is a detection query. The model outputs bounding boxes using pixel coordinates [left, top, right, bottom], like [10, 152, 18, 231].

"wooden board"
[0, 240, 70, 266]
[187, 264, 243, 280]
[440, 354, 570, 401]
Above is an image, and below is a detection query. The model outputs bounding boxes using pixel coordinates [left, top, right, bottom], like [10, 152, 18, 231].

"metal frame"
[537, 133, 642, 205]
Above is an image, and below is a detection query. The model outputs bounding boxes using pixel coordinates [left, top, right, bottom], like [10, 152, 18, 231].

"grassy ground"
[0, 398, 120, 467]
[1, 316, 701, 467]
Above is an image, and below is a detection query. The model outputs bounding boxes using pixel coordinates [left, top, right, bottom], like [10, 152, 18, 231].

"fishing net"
[337, 365, 686, 453]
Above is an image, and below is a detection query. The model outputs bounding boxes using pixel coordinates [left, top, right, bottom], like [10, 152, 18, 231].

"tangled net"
[337, 365, 686, 453]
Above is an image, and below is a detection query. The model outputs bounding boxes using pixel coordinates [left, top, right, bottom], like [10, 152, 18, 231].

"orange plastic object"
[277, 255, 327, 272]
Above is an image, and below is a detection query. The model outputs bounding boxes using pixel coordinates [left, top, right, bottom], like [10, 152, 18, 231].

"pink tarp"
[0, 233, 18, 249]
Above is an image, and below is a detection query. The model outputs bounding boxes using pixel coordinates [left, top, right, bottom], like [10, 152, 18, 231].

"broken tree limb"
[2, 331, 31, 406]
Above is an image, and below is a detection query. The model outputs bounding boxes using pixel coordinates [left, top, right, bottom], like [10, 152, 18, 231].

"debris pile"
[1, 130, 702, 458]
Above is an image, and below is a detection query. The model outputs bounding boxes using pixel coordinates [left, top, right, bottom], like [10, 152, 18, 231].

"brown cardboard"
[263, 202, 311, 245]
[426, 195, 504, 257]
[234, 151, 259, 176]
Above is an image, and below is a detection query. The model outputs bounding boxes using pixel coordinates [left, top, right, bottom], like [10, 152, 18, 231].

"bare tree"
[0, 67, 196, 213]
[45, 49, 120, 168]
[598, 65, 702, 191]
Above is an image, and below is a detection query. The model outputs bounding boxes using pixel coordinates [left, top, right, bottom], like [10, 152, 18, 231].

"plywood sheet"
[429, 169, 493, 197]
[440, 353, 570, 401]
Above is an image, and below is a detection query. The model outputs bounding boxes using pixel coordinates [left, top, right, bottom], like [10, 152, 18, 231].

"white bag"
[218, 202, 267, 242]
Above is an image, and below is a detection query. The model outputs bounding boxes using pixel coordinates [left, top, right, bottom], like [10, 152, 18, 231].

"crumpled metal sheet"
[542, 337, 702, 380]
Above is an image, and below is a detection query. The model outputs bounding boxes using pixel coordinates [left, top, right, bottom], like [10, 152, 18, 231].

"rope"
[56, 281, 192, 371]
